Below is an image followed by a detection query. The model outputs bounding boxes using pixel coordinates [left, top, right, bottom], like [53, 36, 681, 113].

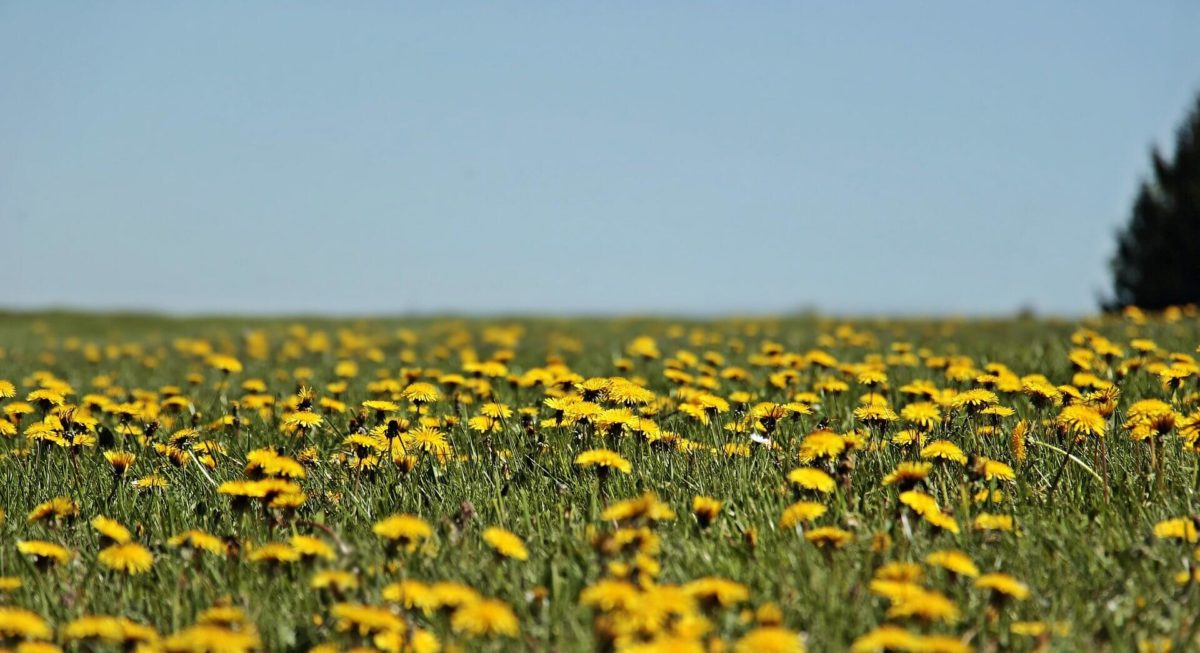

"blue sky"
[3, 2, 1198, 316]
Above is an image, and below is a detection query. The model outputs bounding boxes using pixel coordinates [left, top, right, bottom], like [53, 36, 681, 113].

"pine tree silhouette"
[1108, 94, 1200, 310]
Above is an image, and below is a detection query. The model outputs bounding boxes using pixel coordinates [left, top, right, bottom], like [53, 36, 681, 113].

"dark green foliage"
[1109, 94, 1200, 310]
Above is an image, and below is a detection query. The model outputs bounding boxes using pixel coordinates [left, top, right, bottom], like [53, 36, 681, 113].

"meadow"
[0, 308, 1198, 653]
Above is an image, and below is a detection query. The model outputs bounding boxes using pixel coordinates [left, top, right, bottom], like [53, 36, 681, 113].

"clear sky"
[3, 2, 1199, 316]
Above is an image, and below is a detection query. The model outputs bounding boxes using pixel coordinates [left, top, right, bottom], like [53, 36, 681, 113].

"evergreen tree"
[1108, 93, 1200, 310]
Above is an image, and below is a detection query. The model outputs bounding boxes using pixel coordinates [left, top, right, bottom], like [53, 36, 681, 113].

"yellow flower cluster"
[0, 307, 1197, 650]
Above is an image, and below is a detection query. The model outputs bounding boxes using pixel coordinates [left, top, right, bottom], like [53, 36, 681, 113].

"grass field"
[1, 309, 1199, 653]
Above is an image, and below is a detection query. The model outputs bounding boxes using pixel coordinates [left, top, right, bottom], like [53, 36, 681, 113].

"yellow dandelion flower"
[1056, 404, 1106, 440]
[103, 451, 137, 475]
[1153, 517, 1199, 543]
[27, 496, 78, 524]
[132, 474, 168, 492]
[429, 581, 482, 610]
[889, 592, 960, 625]
[685, 577, 750, 607]
[925, 549, 979, 577]
[899, 490, 941, 518]
[98, 543, 154, 575]
[901, 402, 942, 430]
[691, 496, 723, 528]
[246, 542, 300, 564]
[920, 440, 967, 465]
[163, 624, 260, 653]
[90, 516, 132, 544]
[797, 430, 847, 463]
[483, 527, 529, 561]
[311, 570, 359, 592]
[786, 467, 836, 494]
[290, 535, 335, 560]
[973, 457, 1016, 482]
[975, 572, 1030, 600]
[168, 530, 226, 556]
[602, 493, 676, 523]
[779, 501, 827, 529]
[283, 410, 323, 430]
[851, 625, 922, 652]
[0, 606, 53, 640]
[804, 526, 854, 548]
[373, 514, 433, 551]
[378, 579, 430, 610]
[922, 511, 960, 534]
[579, 579, 639, 611]
[16, 540, 72, 566]
[734, 626, 805, 653]
[882, 462, 932, 487]
[972, 513, 1015, 532]
[402, 382, 441, 404]
[574, 449, 632, 474]
[451, 598, 519, 637]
